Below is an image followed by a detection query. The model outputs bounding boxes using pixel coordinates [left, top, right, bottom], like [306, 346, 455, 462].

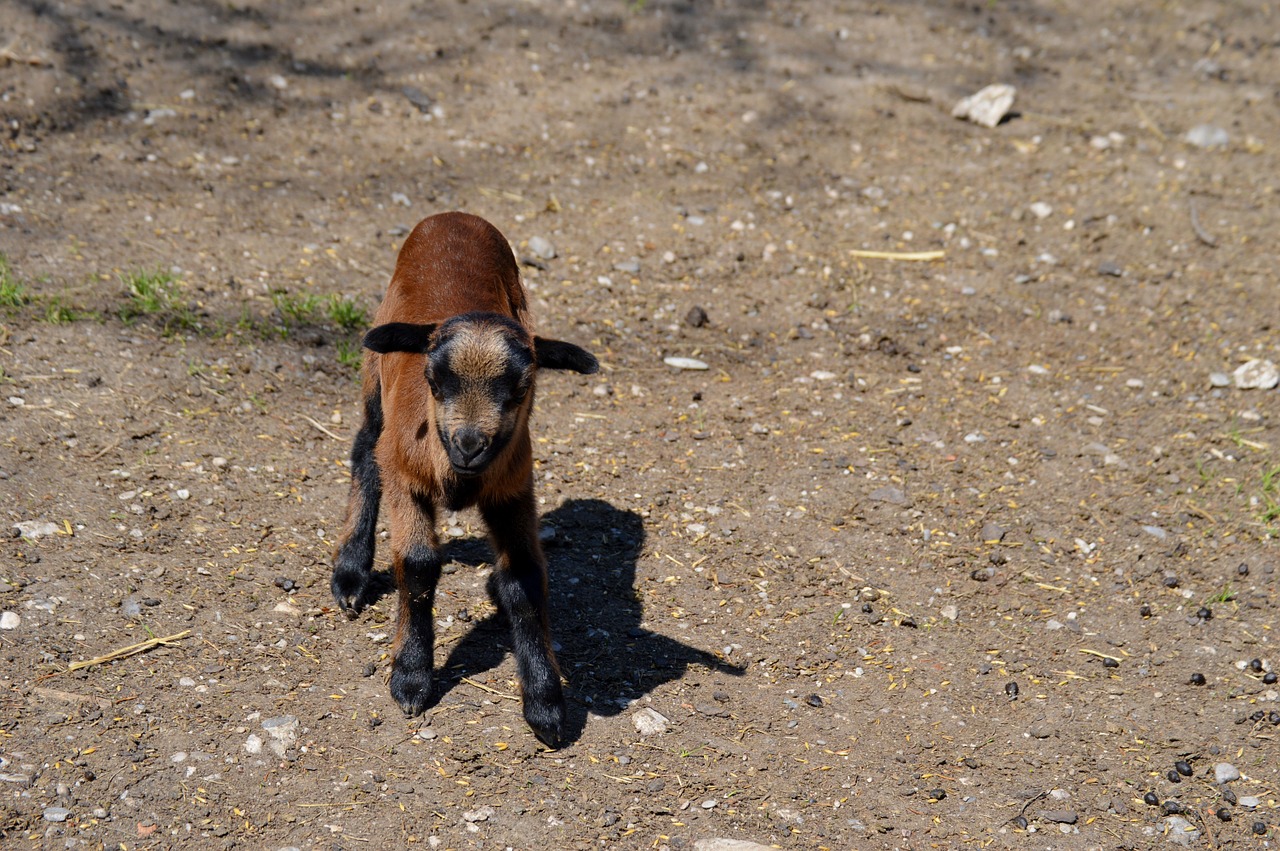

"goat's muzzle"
[447, 426, 492, 477]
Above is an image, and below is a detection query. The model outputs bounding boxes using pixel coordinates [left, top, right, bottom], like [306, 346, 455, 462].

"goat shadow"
[400, 497, 745, 744]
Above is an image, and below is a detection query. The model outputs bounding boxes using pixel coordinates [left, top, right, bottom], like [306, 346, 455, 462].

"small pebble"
[632, 707, 669, 736]
[0, 611, 19, 630]
[1239, 796, 1261, 809]
[1234, 359, 1280, 390]
[1184, 124, 1230, 149]
[1165, 815, 1200, 846]
[527, 236, 556, 260]
[951, 83, 1016, 128]
[663, 356, 709, 371]
[1214, 763, 1240, 784]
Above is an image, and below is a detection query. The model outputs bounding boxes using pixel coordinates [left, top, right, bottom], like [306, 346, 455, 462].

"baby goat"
[331, 211, 598, 747]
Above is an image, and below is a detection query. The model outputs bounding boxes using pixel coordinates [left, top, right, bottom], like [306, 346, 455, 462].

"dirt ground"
[2, 1, 1279, 848]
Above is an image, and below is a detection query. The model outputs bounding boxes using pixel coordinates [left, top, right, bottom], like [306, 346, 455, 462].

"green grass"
[271, 291, 324, 326]
[120, 268, 197, 331]
[326, 295, 367, 331]
[43, 297, 79, 324]
[1204, 584, 1236, 606]
[0, 254, 27, 308]
[336, 338, 363, 372]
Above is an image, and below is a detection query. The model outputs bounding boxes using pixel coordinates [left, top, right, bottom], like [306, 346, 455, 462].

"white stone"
[632, 707, 670, 736]
[13, 520, 59, 539]
[528, 235, 556, 259]
[1029, 202, 1053, 219]
[1233, 359, 1279, 390]
[0, 611, 18, 630]
[1184, 124, 1229, 149]
[952, 84, 1017, 128]
[262, 715, 299, 757]
[1164, 815, 1199, 846]
[243, 734, 263, 755]
[940, 605, 958, 622]
[693, 841, 775, 851]
[664, 356, 709, 371]
[462, 806, 493, 823]
[1213, 762, 1240, 783]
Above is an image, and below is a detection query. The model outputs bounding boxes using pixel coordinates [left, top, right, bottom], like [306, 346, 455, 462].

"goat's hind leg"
[331, 376, 383, 616]
[388, 488, 443, 716]
[481, 491, 566, 747]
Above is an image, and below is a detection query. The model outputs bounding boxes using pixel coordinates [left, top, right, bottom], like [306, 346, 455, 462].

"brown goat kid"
[331, 212, 598, 747]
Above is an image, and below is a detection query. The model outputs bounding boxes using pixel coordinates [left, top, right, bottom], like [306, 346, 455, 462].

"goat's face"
[363, 314, 599, 478]
[425, 316, 534, 476]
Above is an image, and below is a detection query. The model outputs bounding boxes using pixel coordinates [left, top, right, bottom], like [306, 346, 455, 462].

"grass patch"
[1204, 584, 1236, 606]
[336, 338, 363, 372]
[120, 268, 198, 332]
[327, 295, 367, 331]
[43, 297, 80, 324]
[271, 291, 324, 328]
[0, 254, 27, 309]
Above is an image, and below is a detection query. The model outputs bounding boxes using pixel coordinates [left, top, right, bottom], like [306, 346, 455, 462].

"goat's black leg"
[388, 489, 442, 716]
[481, 487, 565, 747]
[331, 381, 383, 616]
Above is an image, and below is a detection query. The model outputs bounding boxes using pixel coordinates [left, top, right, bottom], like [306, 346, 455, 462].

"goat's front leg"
[481, 488, 566, 747]
[331, 371, 383, 616]
[387, 485, 443, 716]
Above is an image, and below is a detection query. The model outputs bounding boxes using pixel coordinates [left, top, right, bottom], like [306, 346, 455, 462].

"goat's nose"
[452, 428, 488, 463]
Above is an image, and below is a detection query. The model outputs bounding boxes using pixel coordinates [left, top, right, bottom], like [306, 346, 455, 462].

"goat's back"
[374, 212, 530, 328]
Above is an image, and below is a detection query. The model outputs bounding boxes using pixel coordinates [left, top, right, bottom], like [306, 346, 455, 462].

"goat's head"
[363, 313, 599, 477]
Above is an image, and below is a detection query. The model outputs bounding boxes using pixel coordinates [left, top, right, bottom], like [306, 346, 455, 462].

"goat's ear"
[362, 323, 438, 354]
[534, 337, 600, 374]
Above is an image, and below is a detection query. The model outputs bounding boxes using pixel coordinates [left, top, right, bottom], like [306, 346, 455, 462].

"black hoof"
[523, 694, 567, 748]
[330, 565, 372, 618]
[390, 663, 434, 716]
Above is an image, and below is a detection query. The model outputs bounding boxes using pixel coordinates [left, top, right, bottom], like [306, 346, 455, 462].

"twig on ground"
[66, 630, 191, 672]
[1189, 199, 1218, 247]
[459, 676, 519, 701]
[300, 413, 344, 441]
[848, 249, 945, 262]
